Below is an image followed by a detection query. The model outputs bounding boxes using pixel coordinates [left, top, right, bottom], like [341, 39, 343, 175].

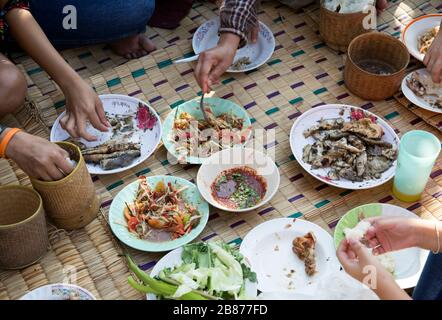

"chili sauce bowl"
[196, 147, 280, 213]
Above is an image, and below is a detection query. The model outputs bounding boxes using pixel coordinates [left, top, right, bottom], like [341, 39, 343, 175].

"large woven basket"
[344, 32, 410, 101]
[0, 186, 48, 269]
[31, 142, 100, 230]
[319, 5, 375, 52]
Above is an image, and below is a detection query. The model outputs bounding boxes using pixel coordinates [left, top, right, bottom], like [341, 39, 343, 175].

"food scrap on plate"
[292, 232, 317, 276]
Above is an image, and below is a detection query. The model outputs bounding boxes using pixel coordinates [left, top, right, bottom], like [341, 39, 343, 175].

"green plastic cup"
[393, 130, 441, 202]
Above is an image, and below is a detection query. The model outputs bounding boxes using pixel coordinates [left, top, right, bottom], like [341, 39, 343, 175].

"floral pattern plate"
[50, 94, 162, 175]
[192, 18, 275, 73]
[20, 284, 96, 300]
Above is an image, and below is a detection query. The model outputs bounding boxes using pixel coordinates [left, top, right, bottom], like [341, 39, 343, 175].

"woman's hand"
[337, 238, 410, 300]
[60, 79, 109, 141]
[5, 131, 74, 181]
[337, 238, 386, 283]
[195, 33, 240, 93]
[364, 217, 420, 255]
[423, 26, 442, 83]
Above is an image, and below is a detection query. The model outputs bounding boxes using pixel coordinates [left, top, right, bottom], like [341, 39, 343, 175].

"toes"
[139, 35, 157, 53]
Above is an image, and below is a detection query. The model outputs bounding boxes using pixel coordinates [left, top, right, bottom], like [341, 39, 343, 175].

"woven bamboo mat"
[2, 0, 442, 300]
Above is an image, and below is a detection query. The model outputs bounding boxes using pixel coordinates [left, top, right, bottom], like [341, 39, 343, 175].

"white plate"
[402, 14, 442, 62]
[192, 18, 275, 73]
[401, 68, 442, 114]
[50, 94, 162, 175]
[148, 246, 258, 300]
[240, 218, 340, 295]
[20, 283, 96, 300]
[334, 203, 429, 289]
[196, 147, 280, 213]
[289, 104, 399, 190]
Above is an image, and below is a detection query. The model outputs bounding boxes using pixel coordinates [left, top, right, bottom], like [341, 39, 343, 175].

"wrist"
[4, 130, 25, 159]
[56, 69, 83, 92]
[218, 32, 241, 51]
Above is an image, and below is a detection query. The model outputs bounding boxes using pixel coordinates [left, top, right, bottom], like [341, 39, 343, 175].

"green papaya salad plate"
[109, 175, 209, 252]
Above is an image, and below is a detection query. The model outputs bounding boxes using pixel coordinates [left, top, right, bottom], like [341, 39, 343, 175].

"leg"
[28, 0, 156, 58]
[0, 54, 27, 119]
[412, 252, 442, 300]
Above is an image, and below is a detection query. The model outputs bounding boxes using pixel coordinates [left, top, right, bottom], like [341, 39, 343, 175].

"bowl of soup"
[196, 148, 280, 213]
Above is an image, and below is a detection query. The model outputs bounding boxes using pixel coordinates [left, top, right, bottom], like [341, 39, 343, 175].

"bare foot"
[109, 34, 156, 59]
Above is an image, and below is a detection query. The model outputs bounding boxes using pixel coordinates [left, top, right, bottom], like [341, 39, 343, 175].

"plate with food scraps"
[334, 203, 429, 289]
[192, 18, 275, 73]
[109, 175, 209, 252]
[137, 242, 258, 300]
[50, 94, 162, 175]
[20, 283, 96, 300]
[197, 147, 280, 213]
[240, 218, 340, 295]
[402, 68, 442, 114]
[162, 97, 252, 164]
[289, 104, 399, 190]
[402, 14, 442, 62]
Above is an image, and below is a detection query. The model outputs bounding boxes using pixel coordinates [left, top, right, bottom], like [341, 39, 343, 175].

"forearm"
[6, 9, 81, 91]
[371, 271, 411, 300]
[413, 219, 442, 252]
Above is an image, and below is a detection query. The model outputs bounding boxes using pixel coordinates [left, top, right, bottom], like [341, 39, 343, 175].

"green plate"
[333, 203, 382, 249]
[162, 97, 252, 164]
[109, 175, 209, 252]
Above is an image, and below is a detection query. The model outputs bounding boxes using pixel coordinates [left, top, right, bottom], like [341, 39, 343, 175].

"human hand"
[5, 131, 74, 181]
[195, 33, 241, 93]
[60, 79, 109, 141]
[364, 217, 420, 255]
[376, 0, 388, 12]
[337, 238, 389, 283]
[423, 27, 442, 83]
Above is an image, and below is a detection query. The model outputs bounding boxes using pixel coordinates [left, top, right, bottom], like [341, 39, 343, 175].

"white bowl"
[196, 148, 280, 213]
[402, 14, 442, 62]
[20, 283, 96, 300]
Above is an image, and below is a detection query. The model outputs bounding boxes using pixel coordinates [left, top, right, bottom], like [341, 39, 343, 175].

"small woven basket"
[31, 142, 100, 230]
[344, 32, 410, 101]
[319, 5, 375, 52]
[0, 186, 48, 269]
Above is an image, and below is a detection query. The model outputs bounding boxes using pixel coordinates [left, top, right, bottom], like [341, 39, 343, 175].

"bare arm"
[5, 8, 109, 141]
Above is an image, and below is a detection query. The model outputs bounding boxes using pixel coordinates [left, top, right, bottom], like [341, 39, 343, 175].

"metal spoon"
[200, 92, 209, 122]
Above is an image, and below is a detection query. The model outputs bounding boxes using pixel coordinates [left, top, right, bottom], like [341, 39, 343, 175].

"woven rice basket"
[319, 5, 375, 52]
[30, 142, 100, 230]
[0, 186, 48, 269]
[344, 32, 410, 101]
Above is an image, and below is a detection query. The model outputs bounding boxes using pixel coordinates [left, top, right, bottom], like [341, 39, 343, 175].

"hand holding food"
[423, 23, 442, 83]
[337, 238, 390, 283]
[5, 131, 74, 181]
[364, 217, 419, 255]
[60, 79, 109, 141]
[195, 33, 240, 93]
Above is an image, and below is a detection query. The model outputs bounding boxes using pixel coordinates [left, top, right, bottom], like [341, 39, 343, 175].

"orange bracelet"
[0, 128, 22, 158]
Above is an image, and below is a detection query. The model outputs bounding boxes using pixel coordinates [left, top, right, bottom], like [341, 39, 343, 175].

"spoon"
[200, 92, 209, 122]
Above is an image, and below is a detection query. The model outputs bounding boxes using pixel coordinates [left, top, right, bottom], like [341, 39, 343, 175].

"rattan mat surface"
[1, 0, 442, 300]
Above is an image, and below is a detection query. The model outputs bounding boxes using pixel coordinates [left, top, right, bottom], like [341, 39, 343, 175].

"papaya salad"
[171, 104, 249, 159]
[123, 177, 201, 241]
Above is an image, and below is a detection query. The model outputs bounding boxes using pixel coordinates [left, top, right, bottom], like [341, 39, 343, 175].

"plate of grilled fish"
[290, 104, 399, 190]
[50, 94, 162, 175]
[402, 68, 442, 114]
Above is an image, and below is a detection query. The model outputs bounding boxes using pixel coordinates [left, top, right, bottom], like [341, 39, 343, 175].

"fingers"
[195, 52, 213, 93]
[76, 117, 97, 142]
[88, 107, 108, 133]
[95, 98, 110, 128]
[249, 25, 259, 44]
[430, 56, 442, 83]
[423, 51, 431, 66]
[208, 63, 228, 87]
[347, 238, 368, 258]
[54, 151, 75, 176]
[65, 115, 79, 139]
